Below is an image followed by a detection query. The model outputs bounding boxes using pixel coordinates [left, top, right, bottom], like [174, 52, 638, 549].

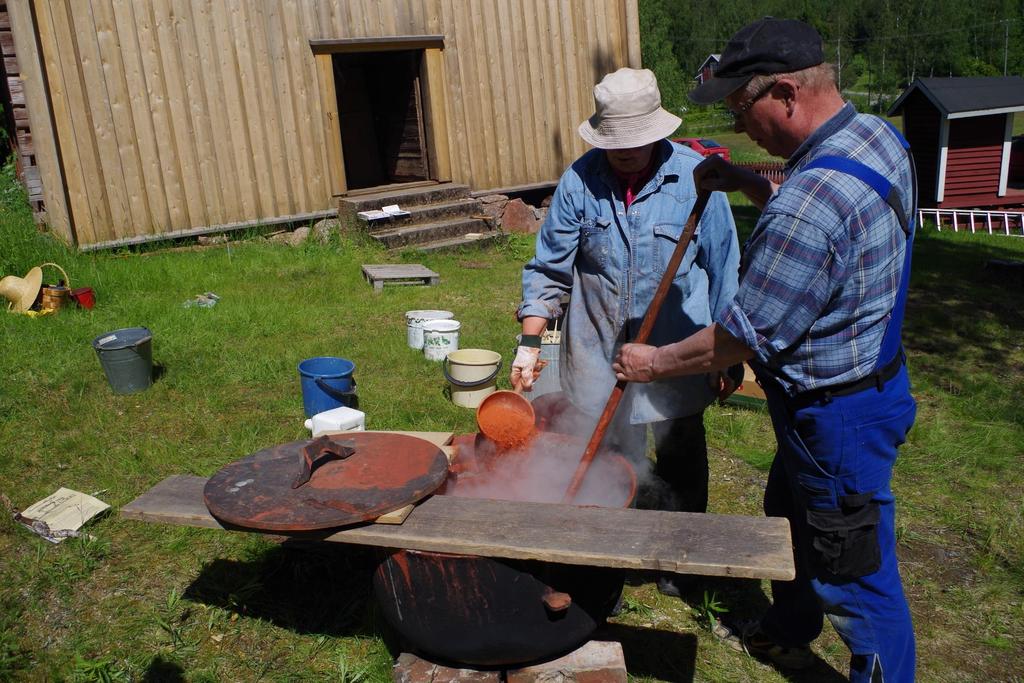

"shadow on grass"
[141, 655, 186, 682]
[904, 234, 1024, 378]
[182, 540, 378, 636]
[594, 622, 697, 681]
[649, 575, 847, 683]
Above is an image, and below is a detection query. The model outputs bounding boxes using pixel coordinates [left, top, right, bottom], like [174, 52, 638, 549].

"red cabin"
[888, 77, 1024, 209]
[694, 54, 721, 85]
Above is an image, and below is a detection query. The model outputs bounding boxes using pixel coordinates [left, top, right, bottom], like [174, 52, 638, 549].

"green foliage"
[70, 656, 130, 683]
[639, 0, 1024, 126]
[0, 159, 75, 277]
[959, 56, 1002, 77]
[639, 0, 690, 133]
[620, 593, 656, 619]
[695, 590, 728, 631]
[0, 598, 31, 680]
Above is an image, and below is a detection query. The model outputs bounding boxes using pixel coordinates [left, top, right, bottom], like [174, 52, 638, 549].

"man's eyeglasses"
[728, 79, 778, 120]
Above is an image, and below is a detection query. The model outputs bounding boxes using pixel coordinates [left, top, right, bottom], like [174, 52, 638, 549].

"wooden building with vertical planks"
[3, 0, 641, 249]
[889, 76, 1024, 210]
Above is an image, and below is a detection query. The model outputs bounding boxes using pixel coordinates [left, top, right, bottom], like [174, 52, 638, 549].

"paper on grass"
[17, 487, 109, 543]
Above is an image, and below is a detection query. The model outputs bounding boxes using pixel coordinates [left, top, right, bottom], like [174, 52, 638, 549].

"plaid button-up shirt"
[718, 104, 914, 394]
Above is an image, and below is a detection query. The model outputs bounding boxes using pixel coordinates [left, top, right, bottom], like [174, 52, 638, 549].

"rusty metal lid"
[203, 433, 448, 531]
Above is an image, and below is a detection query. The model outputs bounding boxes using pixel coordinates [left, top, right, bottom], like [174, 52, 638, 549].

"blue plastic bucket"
[298, 357, 356, 417]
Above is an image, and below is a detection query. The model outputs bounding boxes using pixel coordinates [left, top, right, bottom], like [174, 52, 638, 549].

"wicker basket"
[39, 263, 70, 311]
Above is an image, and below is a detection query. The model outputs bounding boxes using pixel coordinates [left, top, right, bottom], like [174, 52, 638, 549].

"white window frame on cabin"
[998, 114, 1013, 197]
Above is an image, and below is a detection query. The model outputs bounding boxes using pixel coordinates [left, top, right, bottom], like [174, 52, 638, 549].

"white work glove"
[510, 346, 542, 390]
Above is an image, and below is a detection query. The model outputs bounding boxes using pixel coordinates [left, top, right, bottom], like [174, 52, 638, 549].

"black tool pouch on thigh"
[806, 492, 881, 578]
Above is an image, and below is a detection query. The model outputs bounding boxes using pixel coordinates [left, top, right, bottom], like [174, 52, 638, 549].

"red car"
[672, 137, 731, 162]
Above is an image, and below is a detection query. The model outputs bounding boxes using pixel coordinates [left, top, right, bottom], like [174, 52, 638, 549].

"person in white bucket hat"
[514, 67, 743, 597]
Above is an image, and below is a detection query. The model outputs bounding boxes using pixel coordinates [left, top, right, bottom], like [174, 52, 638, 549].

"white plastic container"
[422, 319, 461, 361]
[406, 310, 454, 349]
[304, 406, 366, 437]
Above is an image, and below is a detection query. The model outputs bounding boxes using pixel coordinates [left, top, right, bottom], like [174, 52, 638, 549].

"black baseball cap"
[689, 17, 824, 105]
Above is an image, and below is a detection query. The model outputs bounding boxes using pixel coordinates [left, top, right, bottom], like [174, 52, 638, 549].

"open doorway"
[333, 50, 429, 190]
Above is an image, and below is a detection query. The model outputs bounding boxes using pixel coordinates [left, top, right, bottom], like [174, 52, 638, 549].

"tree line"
[640, 0, 1024, 118]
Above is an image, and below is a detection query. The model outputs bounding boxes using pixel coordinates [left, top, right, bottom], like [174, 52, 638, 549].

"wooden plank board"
[421, 47, 452, 182]
[132, 0, 189, 233]
[227, 0, 278, 216]
[438, 0, 471, 185]
[187, 0, 239, 223]
[43, 0, 109, 245]
[483, 0, 513, 184]
[111, 1, 170, 235]
[454, 1, 488, 186]
[297, 1, 330, 205]
[246, 0, 293, 217]
[734, 362, 766, 402]
[153, 0, 208, 228]
[314, 53, 346, 196]
[121, 474, 794, 580]
[624, 0, 642, 68]
[91, 0, 151, 238]
[172, 0, 226, 227]
[5, 1, 71, 240]
[510, 0, 540, 183]
[276, 0, 318, 210]
[209, 0, 259, 220]
[361, 264, 440, 291]
[73, 0, 131, 241]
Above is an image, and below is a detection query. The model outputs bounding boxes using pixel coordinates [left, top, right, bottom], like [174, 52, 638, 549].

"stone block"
[478, 193, 509, 224]
[288, 226, 310, 246]
[392, 653, 501, 683]
[312, 218, 341, 243]
[502, 198, 541, 234]
[506, 641, 627, 683]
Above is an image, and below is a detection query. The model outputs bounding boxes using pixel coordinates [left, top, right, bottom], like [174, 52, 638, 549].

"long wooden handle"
[562, 191, 712, 503]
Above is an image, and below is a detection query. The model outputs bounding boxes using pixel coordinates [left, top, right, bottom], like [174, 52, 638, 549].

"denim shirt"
[518, 140, 740, 423]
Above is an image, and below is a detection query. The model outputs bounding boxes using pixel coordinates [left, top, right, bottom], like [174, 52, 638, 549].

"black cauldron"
[373, 430, 636, 667]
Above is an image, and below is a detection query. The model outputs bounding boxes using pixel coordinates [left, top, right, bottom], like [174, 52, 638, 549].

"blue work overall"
[755, 136, 918, 683]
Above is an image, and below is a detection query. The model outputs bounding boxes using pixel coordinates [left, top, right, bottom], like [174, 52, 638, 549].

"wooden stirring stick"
[562, 191, 712, 502]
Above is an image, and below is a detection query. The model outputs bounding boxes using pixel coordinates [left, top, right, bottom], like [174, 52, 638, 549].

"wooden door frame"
[310, 36, 451, 197]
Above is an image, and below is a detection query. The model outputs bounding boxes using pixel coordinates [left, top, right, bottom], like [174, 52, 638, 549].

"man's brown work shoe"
[712, 619, 815, 670]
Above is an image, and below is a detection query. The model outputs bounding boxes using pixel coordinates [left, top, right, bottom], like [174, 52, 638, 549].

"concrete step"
[415, 231, 504, 253]
[339, 183, 472, 216]
[361, 198, 485, 230]
[370, 216, 491, 250]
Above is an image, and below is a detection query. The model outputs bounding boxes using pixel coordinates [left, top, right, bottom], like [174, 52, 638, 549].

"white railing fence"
[918, 208, 1024, 237]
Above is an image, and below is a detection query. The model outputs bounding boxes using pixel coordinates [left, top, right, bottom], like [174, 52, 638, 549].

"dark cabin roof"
[889, 76, 1024, 118]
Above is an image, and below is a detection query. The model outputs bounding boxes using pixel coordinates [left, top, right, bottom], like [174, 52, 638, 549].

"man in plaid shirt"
[613, 18, 917, 683]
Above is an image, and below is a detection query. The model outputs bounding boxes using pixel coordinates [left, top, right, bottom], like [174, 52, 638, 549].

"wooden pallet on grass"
[361, 264, 440, 292]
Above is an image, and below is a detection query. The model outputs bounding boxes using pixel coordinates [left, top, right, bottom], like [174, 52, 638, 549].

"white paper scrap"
[17, 488, 110, 543]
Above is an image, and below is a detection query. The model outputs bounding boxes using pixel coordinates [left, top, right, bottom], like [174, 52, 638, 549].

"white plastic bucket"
[406, 310, 454, 349]
[443, 349, 502, 408]
[422, 319, 461, 362]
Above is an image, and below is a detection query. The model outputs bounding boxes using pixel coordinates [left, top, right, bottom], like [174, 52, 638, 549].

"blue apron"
[757, 125, 918, 683]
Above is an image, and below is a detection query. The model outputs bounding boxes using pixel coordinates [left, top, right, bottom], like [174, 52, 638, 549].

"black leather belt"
[789, 351, 906, 406]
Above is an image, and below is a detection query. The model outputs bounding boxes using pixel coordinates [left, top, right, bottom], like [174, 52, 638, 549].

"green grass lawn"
[1, 162, 1023, 681]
